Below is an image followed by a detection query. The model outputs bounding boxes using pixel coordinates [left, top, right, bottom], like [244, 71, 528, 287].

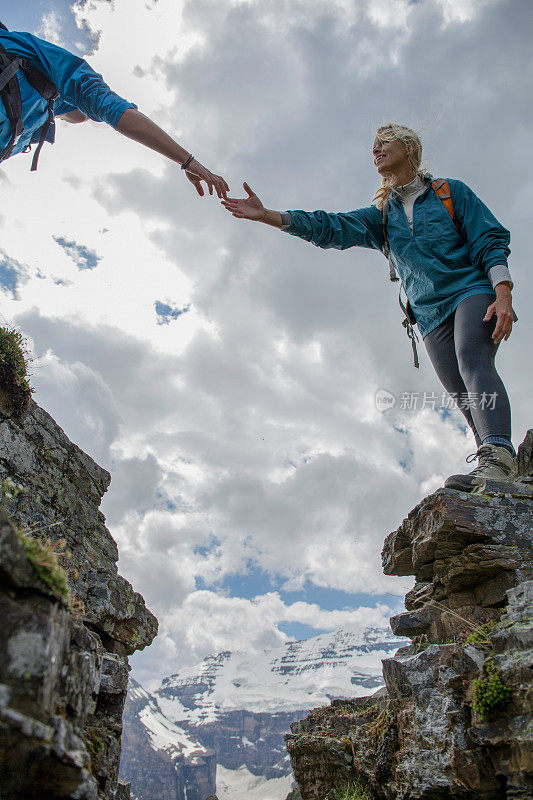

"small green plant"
[412, 633, 430, 653]
[354, 703, 379, 718]
[367, 707, 390, 747]
[333, 782, 370, 800]
[15, 526, 70, 599]
[0, 326, 33, 415]
[471, 658, 512, 721]
[465, 620, 500, 651]
[427, 599, 501, 648]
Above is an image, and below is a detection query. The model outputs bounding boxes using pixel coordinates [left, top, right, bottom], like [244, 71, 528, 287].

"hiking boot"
[445, 443, 517, 492]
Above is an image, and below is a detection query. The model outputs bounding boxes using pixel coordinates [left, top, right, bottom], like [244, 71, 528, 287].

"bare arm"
[115, 108, 228, 198]
[221, 183, 283, 227]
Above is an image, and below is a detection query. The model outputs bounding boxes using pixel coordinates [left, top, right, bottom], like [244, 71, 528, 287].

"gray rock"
[286, 431, 533, 800]
[0, 399, 158, 799]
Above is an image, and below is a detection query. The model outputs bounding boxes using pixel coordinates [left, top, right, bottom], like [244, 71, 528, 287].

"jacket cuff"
[488, 264, 513, 290]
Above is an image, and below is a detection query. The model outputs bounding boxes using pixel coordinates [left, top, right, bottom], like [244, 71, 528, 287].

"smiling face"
[372, 137, 410, 177]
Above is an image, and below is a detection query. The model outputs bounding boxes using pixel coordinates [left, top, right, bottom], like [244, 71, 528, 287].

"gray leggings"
[423, 293, 511, 448]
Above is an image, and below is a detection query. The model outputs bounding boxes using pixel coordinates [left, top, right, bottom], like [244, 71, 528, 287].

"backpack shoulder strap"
[0, 40, 59, 170]
[432, 178, 462, 235]
[381, 199, 399, 282]
[380, 196, 420, 368]
[382, 198, 389, 252]
[0, 43, 24, 162]
[21, 60, 59, 103]
[19, 60, 59, 170]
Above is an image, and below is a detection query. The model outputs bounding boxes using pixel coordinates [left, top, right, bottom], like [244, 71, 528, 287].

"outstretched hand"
[185, 159, 229, 199]
[221, 182, 265, 221]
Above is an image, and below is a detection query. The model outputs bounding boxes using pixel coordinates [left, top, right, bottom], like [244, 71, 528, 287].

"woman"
[0, 23, 228, 198]
[221, 122, 517, 490]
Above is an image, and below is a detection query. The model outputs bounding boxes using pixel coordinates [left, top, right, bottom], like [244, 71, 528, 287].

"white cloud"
[131, 589, 396, 678]
[37, 10, 64, 46]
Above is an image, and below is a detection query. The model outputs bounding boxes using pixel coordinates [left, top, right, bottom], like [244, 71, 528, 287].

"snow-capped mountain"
[120, 628, 404, 800]
[155, 627, 404, 723]
[119, 678, 216, 800]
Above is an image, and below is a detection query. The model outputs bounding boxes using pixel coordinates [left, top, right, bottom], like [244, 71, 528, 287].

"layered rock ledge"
[286, 431, 533, 800]
[0, 399, 158, 800]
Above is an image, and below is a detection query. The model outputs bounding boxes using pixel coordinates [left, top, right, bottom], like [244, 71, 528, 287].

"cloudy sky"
[1, 0, 531, 685]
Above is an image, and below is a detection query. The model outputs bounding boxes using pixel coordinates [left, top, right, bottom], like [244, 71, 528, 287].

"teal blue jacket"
[284, 177, 511, 337]
[0, 29, 136, 161]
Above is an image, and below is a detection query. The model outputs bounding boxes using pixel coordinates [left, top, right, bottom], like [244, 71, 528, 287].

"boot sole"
[444, 473, 519, 493]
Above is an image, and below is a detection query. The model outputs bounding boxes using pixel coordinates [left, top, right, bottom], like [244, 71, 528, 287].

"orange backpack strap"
[432, 178, 461, 234]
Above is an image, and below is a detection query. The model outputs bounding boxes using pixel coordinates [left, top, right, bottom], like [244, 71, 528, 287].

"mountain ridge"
[154, 626, 405, 722]
[121, 626, 405, 798]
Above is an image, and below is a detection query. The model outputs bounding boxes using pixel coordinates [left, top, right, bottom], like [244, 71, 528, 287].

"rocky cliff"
[286, 431, 533, 800]
[0, 398, 158, 800]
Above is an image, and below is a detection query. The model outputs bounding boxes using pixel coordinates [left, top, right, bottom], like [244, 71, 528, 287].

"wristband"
[181, 154, 194, 170]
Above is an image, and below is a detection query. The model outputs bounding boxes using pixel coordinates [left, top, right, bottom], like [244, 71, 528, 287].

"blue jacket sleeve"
[1, 31, 136, 128]
[285, 206, 384, 251]
[448, 179, 510, 275]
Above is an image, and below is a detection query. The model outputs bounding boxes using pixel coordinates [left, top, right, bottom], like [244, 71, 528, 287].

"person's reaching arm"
[222, 182, 384, 250]
[115, 109, 228, 198]
[3, 30, 228, 196]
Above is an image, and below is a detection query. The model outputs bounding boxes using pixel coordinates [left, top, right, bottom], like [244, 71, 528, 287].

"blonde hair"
[372, 122, 430, 209]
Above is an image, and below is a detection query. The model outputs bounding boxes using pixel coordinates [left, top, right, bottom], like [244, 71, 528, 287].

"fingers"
[220, 199, 245, 219]
[483, 303, 495, 322]
[484, 299, 514, 344]
[209, 177, 227, 199]
[214, 176, 229, 199]
[493, 321, 503, 343]
[494, 324, 512, 344]
[492, 313, 513, 344]
[185, 163, 229, 199]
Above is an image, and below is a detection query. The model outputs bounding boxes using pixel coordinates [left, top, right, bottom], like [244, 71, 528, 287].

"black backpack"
[0, 21, 59, 170]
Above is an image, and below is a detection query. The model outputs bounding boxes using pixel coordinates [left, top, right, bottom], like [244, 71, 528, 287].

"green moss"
[0, 326, 33, 415]
[89, 735, 103, 754]
[471, 658, 512, 721]
[85, 727, 106, 771]
[15, 526, 70, 599]
[465, 619, 500, 651]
